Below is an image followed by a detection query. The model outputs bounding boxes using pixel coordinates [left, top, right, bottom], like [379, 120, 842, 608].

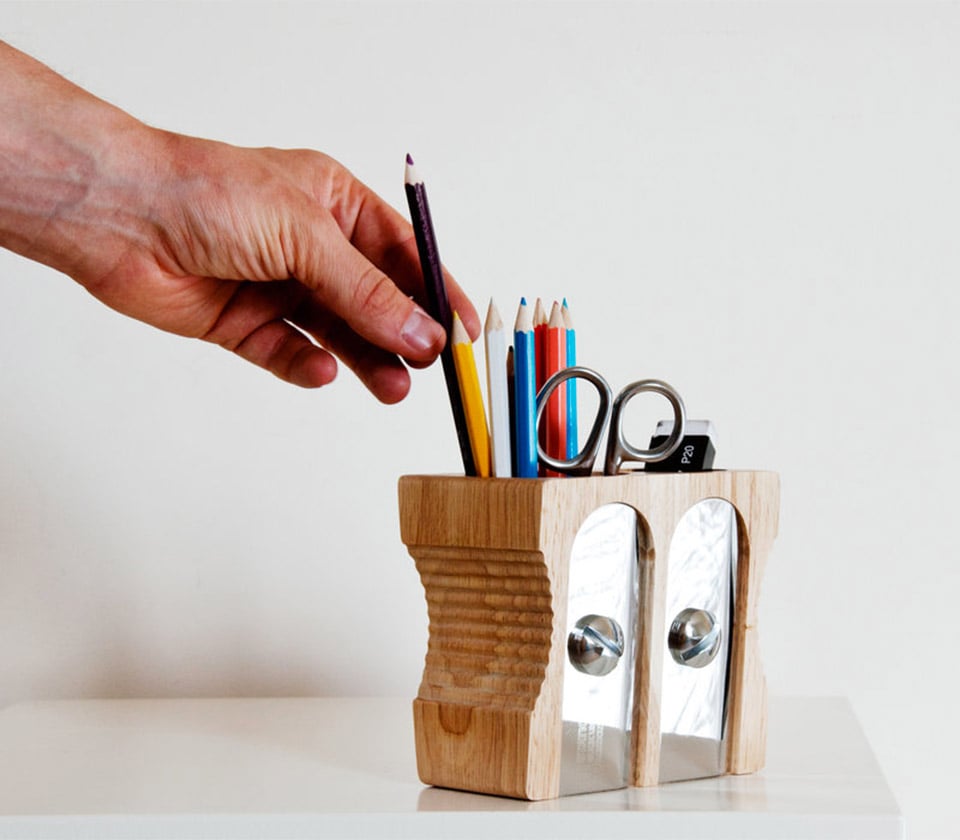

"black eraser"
[645, 419, 717, 472]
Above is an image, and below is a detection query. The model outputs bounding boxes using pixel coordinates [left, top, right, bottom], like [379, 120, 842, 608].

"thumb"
[292, 213, 447, 362]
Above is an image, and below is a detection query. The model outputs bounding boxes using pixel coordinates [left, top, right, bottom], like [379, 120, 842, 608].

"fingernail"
[401, 306, 443, 354]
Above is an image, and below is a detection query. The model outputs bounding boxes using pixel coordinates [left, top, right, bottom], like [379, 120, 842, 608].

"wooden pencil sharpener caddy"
[398, 471, 780, 800]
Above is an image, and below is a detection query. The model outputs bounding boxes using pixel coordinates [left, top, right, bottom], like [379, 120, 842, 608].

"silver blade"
[659, 498, 737, 783]
[559, 503, 639, 796]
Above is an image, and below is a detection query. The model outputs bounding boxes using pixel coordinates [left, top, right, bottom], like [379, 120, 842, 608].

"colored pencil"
[544, 301, 567, 473]
[533, 298, 548, 474]
[404, 154, 476, 476]
[484, 299, 512, 477]
[451, 312, 491, 477]
[507, 346, 517, 477]
[513, 298, 538, 478]
[563, 299, 578, 459]
[534, 297, 548, 395]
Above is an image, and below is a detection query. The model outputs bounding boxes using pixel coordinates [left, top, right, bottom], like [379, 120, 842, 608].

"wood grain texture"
[398, 471, 779, 800]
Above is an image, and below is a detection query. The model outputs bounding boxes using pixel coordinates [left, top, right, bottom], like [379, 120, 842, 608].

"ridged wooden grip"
[414, 547, 552, 710]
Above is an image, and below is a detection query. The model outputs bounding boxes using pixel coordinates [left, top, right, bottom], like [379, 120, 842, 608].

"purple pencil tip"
[406, 153, 414, 165]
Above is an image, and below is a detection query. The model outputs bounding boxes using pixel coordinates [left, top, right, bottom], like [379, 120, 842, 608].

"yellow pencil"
[451, 311, 491, 477]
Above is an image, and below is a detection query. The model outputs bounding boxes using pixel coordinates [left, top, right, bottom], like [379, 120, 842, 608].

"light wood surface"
[398, 471, 780, 800]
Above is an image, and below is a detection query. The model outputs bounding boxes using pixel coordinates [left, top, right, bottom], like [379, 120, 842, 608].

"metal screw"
[668, 607, 722, 668]
[567, 614, 624, 677]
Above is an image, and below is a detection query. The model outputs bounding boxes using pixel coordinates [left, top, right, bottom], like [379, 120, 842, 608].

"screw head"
[668, 607, 722, 668]
[567, 614, 625, 677]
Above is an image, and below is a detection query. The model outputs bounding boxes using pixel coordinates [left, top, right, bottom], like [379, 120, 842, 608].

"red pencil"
[534, 298, 548, 394]
[544, 301, 567, 475]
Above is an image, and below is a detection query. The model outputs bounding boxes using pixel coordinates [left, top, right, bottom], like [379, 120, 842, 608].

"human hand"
[0, 41, 479, 403]
[81, 134, 481, 403]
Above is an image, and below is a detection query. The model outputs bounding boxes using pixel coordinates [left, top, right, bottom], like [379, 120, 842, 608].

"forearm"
[0, 40, 469, 396]
[0, 40, 164, 284]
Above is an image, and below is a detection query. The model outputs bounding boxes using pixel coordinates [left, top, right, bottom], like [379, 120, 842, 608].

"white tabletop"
[0, 696, 902, 839]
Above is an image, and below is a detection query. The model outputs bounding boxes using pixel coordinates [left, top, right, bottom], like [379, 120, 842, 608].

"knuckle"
[354, 266, 399, 320]
[200, 287, 245, 350]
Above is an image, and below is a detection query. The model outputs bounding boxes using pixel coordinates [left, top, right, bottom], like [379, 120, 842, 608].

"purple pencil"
[404, 155, 476, 476]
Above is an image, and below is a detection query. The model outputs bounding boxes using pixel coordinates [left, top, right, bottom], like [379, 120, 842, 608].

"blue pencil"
[513, 298, 538, 478]
[563, 299, 578, 459]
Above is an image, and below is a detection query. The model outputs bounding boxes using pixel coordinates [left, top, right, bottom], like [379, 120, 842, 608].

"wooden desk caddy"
[398, 471, 779, 800]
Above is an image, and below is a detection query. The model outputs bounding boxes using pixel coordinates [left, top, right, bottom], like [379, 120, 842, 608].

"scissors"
[535, 366, 687, 476]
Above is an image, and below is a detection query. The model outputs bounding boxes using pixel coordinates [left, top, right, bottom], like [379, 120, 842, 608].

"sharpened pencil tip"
[548, 300, 564, 328]
[451, 310, 471, 344]
[485, 298, 503, 332]
[534, 298, 547, 326]
[404, 154, 422, 186]
[514, 298, 534, 332]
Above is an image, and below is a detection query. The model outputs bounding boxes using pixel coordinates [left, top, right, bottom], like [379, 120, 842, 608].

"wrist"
[0, 41, 164, 285]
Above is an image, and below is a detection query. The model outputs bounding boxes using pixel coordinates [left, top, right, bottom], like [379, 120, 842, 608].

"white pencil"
[484, 299, 513, 477]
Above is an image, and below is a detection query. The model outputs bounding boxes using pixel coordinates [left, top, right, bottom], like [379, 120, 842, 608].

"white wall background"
[1, 1, 957, 835]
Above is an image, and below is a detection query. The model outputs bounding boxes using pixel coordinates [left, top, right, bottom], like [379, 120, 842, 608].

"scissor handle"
[604, 379, 686, 474]
[535, 366, 612, 476]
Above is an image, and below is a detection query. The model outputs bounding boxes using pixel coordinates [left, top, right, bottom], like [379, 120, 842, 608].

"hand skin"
[0, 41, 479, 403]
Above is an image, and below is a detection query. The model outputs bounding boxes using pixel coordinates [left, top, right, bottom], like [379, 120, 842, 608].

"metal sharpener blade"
[559, 503, 639, 796]
[659, 498, 737, 783]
